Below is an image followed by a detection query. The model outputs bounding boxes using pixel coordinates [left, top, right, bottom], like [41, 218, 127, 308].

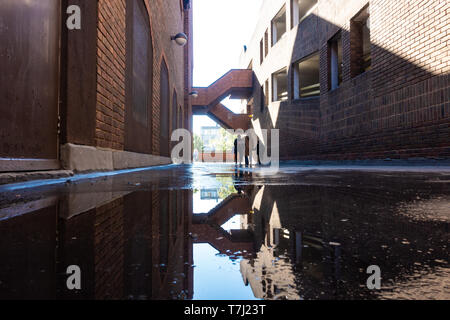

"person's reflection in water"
[256, 140, 261, 165]
[245, 136, 250, 168]
[233, 137, 238, 165]
[233, 163, 244, 179]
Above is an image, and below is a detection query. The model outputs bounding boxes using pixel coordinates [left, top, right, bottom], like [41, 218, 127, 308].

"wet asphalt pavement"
[0, 162, 449, 300]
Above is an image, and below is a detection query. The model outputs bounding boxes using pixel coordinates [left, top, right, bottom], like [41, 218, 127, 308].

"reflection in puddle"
[193, 244, 257, 300]
[0, 164, 448, 299]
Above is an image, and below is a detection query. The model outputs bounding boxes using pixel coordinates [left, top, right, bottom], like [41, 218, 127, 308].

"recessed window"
[265, 80, 269, 106]
[291, 0, 318, 27]
[260, 80, 269, 112]
[264, 29, 269, 57]
[260, 85, 265, 112]
[293, 53, 320, 99]
[272, 68, 288, 102]
[128, 0, 152, 126]
[160, 61, 170, 157]
[260, 39, 264, 64]
[351, 5, 371, 77]
[125, 0, 153, 154]
[172, 91, 178, 132]
[271, 5, 286, 46]
[328, 32, 343, 91]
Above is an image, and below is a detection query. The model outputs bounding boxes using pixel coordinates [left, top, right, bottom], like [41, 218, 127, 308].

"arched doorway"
[160, 61, 170, 157]
[125, 0, 153, 154]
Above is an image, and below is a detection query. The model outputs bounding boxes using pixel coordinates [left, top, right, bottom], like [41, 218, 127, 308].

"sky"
[191, 4, 264, 294]
[192, 0, 263, 135]
[193, 243, 258, 300]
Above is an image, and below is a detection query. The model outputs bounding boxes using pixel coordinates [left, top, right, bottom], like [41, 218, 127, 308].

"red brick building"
[0, 0, 194, 173]
[240, 0, 449, 160]
[1, 0, 449, 174]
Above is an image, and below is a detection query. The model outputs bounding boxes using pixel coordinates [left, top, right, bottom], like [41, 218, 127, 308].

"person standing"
[233, 138, 238, 164]
[235, 135, 245, 165]
[193, 148, 199, 162]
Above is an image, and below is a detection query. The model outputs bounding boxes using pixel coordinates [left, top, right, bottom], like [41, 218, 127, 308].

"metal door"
[0, 0, 60, 171]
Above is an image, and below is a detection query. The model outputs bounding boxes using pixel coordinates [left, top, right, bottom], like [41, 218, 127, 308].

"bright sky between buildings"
[193, 0, 263, 134]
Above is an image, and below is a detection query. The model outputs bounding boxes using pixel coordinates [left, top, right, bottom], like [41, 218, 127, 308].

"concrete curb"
[0, 170, 74, 186]
[0, 144, 173, 186]
[61, 143, 172, 172]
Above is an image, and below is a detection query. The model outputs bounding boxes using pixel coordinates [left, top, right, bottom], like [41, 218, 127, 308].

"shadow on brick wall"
[251, 12, 449, 160]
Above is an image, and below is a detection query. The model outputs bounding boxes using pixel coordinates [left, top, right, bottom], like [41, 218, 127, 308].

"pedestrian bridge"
[192, 69, 253, 131]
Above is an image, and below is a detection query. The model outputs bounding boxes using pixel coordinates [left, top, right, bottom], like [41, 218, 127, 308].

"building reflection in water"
[239, 181, 449, 300]
[0, 169, 448, 300]
[0, 181, 194, 300]
[193, 170, 449, 300]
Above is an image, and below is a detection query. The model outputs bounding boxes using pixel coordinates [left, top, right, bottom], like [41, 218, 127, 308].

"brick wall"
[94, 198, 124, 299]
[95, 0, 191, 155]
[147, 0, 187, 155]
[96, 0, 126, 150]
[371, 0, 449, 97]
[241, 0, 450, 160]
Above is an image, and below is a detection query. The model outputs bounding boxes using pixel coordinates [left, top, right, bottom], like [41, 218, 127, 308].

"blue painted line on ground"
[0, 164, 177, 192]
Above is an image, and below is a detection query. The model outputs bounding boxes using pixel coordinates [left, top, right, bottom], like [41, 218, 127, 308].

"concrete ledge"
[0, 144, 173, 186]
[0, 170, 74, 186]
[61, 143, 113, 172]
[61, 143, 172, 172]
[59, 178, 132, 219]
[112, 150, 172, 170]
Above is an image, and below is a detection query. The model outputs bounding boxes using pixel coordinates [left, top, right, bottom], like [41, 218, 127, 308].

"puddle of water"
[0, 163, 448, 300]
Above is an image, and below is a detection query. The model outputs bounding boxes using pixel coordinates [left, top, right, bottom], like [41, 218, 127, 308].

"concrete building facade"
[0, 0, 194, 174]
[240, 0, 450, 160]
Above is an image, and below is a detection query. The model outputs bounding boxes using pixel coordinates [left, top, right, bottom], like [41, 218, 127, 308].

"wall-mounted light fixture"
[189, 91, 198, 98]
[171, 33, 188, 46]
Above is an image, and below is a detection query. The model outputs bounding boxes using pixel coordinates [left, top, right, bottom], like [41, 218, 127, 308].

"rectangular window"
[264, 29, 269, 57]
[328, 32, 342, 91]
[260, 39, 264, 64]
[351, 5, 371, 77]
[260, 85, 265, 112]
[271, 5, 286, 46]
[272, 68, 288, 102]
[291, 0, 318, 27]
[261, 80, 269, 111]
[293, 53, 320, 99]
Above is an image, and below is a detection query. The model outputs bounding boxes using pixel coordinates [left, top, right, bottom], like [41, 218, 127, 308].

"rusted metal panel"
[0, 0, 60, 167]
